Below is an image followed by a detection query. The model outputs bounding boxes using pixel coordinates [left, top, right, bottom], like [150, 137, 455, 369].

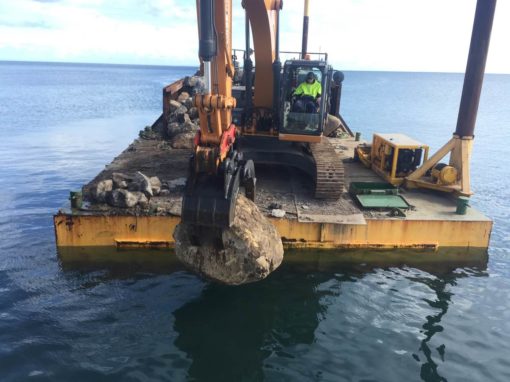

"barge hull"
[54, 213, 491, 260]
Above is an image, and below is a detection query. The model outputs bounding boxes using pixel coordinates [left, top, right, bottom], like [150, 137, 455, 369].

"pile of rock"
[166, 76, 205, 149]
[89, 171, 162, 208]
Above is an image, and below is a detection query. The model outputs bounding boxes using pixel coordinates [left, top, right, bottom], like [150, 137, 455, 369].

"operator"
[292, 72, 322, 113]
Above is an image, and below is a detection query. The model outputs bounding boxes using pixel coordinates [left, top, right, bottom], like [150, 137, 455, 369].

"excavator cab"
[280, 60, 332, 137]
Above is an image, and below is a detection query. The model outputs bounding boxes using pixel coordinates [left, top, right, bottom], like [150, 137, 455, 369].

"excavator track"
[310, 139, 344, 199]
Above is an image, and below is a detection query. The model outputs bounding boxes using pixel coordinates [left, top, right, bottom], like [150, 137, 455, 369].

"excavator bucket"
[181, 158, 256, 228]
[181, 170, 241, 228]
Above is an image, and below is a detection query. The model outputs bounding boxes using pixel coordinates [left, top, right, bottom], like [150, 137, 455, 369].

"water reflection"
[172, 269, 344, 381]
[170, 263, 488, 381]
[412, 275, 454, 381]
[55, 250, 489, 381]
[407, 268, 487, 382]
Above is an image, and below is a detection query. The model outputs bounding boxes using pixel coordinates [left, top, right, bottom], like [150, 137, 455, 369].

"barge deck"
[53, 117, 492, 266]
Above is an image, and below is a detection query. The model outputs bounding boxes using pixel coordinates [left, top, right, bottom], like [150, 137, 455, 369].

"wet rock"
[149, 176, 162, 196]
[112, 172, 131, 189]
[174, 194, 284, 285]
[107, 189, 138, 208]
[91, 179, 113, 203]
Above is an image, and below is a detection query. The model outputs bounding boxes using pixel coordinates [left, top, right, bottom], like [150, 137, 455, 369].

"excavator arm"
[193, 0, 236, 167]
[182, 0, 260, 228]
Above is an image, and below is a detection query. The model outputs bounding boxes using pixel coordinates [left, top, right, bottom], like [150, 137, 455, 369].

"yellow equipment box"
[371, 133, 429, 186]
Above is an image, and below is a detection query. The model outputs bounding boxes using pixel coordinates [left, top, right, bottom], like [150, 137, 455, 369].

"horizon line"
[1, 58, 508, 75]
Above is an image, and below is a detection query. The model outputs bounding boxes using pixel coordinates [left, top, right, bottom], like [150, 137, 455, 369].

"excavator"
[182, 0, 347, 228]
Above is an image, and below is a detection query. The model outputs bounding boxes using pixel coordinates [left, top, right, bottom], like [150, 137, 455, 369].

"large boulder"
[127, 171, 153, 198]
[90, 179, 113, 203]
[149, 176, 162, 196]
[131, 191, 149, 208]
[174, 194, 284, 285]
[112, 172, 132, 189]
[324, 114, 342, 137]
[107, 189, 139, 208]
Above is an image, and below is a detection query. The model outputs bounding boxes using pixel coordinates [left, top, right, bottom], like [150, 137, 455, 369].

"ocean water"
[1, 61, 510, 381]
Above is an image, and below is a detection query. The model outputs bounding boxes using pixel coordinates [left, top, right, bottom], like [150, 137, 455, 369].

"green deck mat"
[355, 194, 410, 209]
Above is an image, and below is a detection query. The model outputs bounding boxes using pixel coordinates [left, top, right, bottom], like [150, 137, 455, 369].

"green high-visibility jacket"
[293, 80, 322, 98]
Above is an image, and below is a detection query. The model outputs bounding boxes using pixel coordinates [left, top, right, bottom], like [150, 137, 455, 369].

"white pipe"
[204, 61, 212, 94]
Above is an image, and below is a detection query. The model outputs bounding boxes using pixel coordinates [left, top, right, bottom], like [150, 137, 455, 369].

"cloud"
[0, 0, 508, 73]
[0, 20, 52, 28]
[0, 0, 198, 65]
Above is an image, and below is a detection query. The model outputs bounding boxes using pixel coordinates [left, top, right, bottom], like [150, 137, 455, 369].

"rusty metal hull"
[54, 213, 491, 266]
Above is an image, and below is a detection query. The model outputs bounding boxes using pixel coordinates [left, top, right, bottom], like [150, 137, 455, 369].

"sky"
[0, 0, 508, 73]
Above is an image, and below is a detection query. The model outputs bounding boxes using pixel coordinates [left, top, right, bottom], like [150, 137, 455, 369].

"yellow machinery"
[369, 133, 429, 186]
[431, 163, 458, 185]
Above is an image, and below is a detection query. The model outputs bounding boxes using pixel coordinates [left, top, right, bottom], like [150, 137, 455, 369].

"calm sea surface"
[1, 61, 510, 381]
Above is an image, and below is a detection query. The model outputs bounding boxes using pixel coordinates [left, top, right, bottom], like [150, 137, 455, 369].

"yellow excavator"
[182, 0, 347, 227]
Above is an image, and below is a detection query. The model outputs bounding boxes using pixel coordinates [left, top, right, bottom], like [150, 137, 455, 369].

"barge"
[53, 118, 492, 267]
[53, 0, 495, 269]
